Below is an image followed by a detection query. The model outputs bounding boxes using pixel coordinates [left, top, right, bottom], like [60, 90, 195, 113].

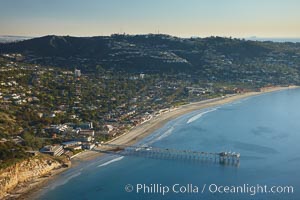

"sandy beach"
[17, 85, 299, 199]
[6, 167, 68, 200]
[73, 85, 298, 161]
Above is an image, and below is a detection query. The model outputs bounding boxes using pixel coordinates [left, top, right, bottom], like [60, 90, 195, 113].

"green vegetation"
[1, 34, 300, 85]
[0, 34, 300, 169]
[0, 141, 29, 169]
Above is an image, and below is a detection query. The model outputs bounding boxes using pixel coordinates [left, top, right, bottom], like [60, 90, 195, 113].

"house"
[45, 124, 69, 134]
[79, 130, 95, 137]
[79, 122, 93, 129]
[78, 136, 92, 142]
[62, 141, 82, 148]
[0, 138, 8, 143]
[82, 143, 95, 150]
[68, 145, 82, 151]
[11, 136, 25, 144]
[25, 151, 39, 156]
[40, 145, 64, 156]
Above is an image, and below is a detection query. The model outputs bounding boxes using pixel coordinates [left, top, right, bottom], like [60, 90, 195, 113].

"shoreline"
[5, 166, 68, 200]
[19, 85, 299, 199]
[91, 85, 299, 149]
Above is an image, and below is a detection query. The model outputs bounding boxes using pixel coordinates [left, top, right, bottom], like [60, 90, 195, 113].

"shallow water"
[38, 89, 300, 200]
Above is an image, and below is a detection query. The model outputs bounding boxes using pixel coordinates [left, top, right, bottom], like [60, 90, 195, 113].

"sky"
[0, 0, 299, 38]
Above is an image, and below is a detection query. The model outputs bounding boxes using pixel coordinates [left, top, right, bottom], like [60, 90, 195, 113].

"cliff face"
[0, 156, 63, 199]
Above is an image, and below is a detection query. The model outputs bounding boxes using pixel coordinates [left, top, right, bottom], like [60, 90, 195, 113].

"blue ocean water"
[38, 89, 300, 200]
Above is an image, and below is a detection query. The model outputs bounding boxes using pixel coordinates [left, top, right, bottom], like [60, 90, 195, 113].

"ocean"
[246, 37, 300, 43]
[37, 88, 300, 200]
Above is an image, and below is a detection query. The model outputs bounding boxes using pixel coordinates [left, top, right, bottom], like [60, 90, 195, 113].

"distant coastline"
[1, 35, 300, 43]
[0, 35, 33, 43]
[21, 85, 299, 200]
[246, 37, 300, 43]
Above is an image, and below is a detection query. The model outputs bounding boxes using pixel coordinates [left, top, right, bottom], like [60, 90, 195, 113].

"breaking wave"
[49, 172, 81, 190]
[97, 156, 124, 168]
[187, 108, 217, 124]
[144, 126, 175, 146]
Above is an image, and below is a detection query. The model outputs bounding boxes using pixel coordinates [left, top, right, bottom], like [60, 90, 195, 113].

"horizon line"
[1, 33, 300, 40]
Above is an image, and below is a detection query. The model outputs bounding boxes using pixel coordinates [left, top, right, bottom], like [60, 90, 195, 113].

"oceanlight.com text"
[125, 183, 294, 196]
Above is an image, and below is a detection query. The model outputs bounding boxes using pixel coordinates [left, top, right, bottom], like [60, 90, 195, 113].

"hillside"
[1, 34, 300, 86]
[0, 154, 67, 199]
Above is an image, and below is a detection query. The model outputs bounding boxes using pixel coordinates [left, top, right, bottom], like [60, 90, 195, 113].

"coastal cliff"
[0, 155, 67, 199]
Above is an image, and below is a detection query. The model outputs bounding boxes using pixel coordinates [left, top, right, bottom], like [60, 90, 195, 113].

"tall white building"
[75, 69, 81, 77]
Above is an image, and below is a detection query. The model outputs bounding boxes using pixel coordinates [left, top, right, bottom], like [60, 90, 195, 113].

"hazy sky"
[0, 0, 299, 38]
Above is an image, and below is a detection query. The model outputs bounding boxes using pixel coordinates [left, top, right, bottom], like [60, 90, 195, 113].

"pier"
[96, 144, 240, 166]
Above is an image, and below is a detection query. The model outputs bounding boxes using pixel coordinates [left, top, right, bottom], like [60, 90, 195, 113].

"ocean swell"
[187, 108, 217, 124]
[97, 156, 124, 168]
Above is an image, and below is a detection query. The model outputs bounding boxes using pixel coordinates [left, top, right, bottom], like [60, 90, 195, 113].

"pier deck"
[96, 143, 240, 166]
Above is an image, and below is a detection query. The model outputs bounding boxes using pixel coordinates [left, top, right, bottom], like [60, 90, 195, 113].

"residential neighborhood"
[1, 34, 300, 164]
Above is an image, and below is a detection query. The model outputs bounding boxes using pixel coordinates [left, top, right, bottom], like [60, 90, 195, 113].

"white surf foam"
[144, 126, 175, 146]
[187, 108, 217, 124]
[97, 156, 124, 168]
[49, 172, 81, 190]
[155, 127, 174, 141]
